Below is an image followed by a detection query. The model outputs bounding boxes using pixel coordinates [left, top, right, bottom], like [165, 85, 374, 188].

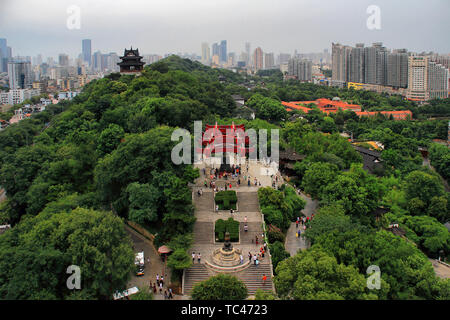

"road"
[284, 191, 318, 257]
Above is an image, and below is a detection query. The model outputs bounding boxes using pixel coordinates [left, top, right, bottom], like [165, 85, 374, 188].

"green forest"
[0, 55, 449, 300]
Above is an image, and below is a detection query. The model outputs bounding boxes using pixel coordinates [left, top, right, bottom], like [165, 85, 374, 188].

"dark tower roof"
[118, 47, 145, 72]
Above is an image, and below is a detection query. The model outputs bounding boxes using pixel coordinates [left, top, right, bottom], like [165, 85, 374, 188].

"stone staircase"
[194, 192, 214, 212]
[240, 222, 263, 245]
[236, 263, 274, 295]
[237, 192, 260, 212]
[183, 264, 213, 295]
[193, 222, 214, 244]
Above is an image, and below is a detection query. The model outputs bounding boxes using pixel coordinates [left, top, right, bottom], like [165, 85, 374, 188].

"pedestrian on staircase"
[240, 254, 244, 264]
[296, 220, 299, 229]
[156, 274, 159, 286]
[197, 253, 201, 263]
[160, 275, 164, 286]
[192, 252, 196, 263]
[255, 235, 258, 245]
[262, 274, 267, 286]
[253, 254, 257, 265]
[248, 252, 252, 262]
[169, 288, 173, 299]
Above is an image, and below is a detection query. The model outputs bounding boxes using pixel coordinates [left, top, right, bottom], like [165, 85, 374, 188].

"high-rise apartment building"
[264, 53, 275, 69]
[348, 44, 365, 83]
[8, 59, 32, 89]
[0, 38, 8, 73]
[386, 49, 408, 88]
[253, 47, 263, 71]
[82, 39, 92, 66]
[288, 58, 312, 81]
[428, 60, 449, 100]
[332, 43, 350, 82]
[245, 42, 251, 66]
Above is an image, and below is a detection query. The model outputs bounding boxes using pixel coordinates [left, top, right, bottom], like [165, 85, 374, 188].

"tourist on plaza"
[156, 274, 159, 286]
[164, 290, 168, 300]
[240, 254, 244, 264]
[244, 216, 248, 223]
[248, 252, 252, 262]
[264, 242, 267, 251]
[296, 220, 299, 228]
[160, 275, 164, 286]
[238, 179, 241, 185]
[203, 168, 206, 176]
[230, 209, 233, 215]
[153, 284, 157, 294]
[169, 288, 173, 299]
[262, 274, 267, 285]
[244, 224, 248, 232]
[253, 254, 257, 265]
[215, 205, 219, 212]
[159, 282, 163, 294]
[255, 235, 258, 245]
[197, 253, 201, 263]
[192, 252, 196, 263]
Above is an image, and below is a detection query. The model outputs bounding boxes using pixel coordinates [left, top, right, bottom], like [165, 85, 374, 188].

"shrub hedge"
[215, 190, 238, 210]
[215, 218, 240, 242]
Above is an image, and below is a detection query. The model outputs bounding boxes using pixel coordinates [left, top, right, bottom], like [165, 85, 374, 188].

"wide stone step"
[237, 192, 260, 212]
[192, 222, 214, 244]
[194, 192, 214, 211]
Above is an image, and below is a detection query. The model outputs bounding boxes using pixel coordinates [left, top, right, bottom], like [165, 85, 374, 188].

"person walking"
[244, 224, 248, 232]
[253, 254, 257, 265]
[156, 274, 159, 286]
[240, 254, 244, 264]
[262, 274, 267, 286]
[244, 216, 248, 224]
[192, 252, 196, 263]
[255, 235, 258, 246]
[296, 220, 299, 229]
[164, 290, 168, 300]
[197, 253, 201, 264]
[248, 252, 252, 262]
[153, 283, 157, 294]
[160, 275, 164, 287]
[159, 282, 163, 294]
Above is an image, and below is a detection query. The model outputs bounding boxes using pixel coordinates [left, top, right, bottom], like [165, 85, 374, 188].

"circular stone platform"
[211, 247, 242, 267]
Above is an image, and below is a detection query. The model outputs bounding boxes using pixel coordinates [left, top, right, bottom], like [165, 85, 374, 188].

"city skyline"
[1, 0, 450, 58]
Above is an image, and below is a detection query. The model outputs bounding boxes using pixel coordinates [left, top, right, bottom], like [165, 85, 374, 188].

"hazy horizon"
[1, 0, 449, 59]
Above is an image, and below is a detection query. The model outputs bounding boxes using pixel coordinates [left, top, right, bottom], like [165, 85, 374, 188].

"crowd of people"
[150, 273, 174, 299]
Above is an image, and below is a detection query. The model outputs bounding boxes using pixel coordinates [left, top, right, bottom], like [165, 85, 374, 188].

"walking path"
[284, 191, 318, 257]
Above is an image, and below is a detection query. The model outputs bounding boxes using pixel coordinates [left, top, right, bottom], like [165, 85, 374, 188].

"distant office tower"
[201, 42, 210, 65]
[8, 59, 32, 89]
[227, 52, 236, 66]
[245, 42, 251, 66]
[253, 47, 263, 71]
[219, 40, 227, 63]
[428, 60, 449, 99]
[407, 56, 429, 101]
[212, 43, 220, 58]
[59, 54, 69, 66]
[386, 49, 408, 88]
[288, 58, 312, 81]
[0, 38, 7, 72]
[93, 51, 102, 71]
[82, 39, 92, 66]
[348, 44, 365, 83]
[264, 53, 275, 69]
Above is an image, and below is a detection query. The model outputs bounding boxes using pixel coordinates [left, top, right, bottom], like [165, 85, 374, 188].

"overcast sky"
[0, 0, 449, 59]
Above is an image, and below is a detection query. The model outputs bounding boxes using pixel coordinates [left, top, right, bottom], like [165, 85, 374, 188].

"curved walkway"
[284, 191, 318, 257]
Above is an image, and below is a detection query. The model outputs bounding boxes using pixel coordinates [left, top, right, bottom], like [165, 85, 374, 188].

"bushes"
[215, 190, 237, 210]
[215, 218, 240, 242]
[269, 241, 290, 273]
[267, 224, 285, 243]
